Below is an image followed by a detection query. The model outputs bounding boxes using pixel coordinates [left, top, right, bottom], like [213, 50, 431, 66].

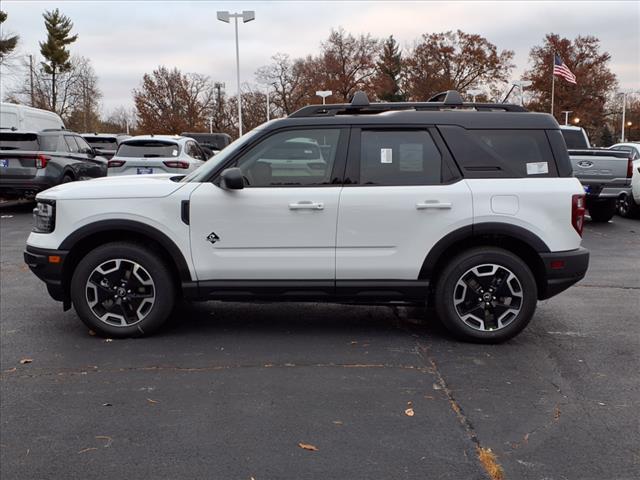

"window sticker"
[172, 149, 178, 156]
[380, 148, 393, 164]
[399, 143, 424, 172]
[526, 161, 548, 175]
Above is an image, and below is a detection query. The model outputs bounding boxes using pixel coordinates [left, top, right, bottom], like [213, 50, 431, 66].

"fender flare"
[59, 219, 192, 282]
[419, 222, 550, 279]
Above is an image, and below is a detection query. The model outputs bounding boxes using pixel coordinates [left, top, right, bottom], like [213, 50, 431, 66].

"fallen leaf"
[78, 447, 98, 454]
[405, 408, 415, 417]
[104, 339, 113, 343]
[332, 420, 343, 425]
[4, 367, 17, 373]
[19, 358, 33, 365]
[95, 435, 112, 448]
[407, 401, 413, 407]
[102, 403, 112, 407]
[147, 398, 158, 404]
[298, 442, 318, 451]
[432, 383, 442, 390]
[88, 330, 96, 336]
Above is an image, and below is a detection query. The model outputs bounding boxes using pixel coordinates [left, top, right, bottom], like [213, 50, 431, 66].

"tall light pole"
[620, 92, 627, 142]
[316, 90, 332, 105]
[561, 110, 573, 126]
[217, 10, 255, 137]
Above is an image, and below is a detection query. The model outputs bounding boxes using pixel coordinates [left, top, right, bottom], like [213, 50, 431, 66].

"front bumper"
[539, 247, 590, 299]
[24, 245, 69, 303]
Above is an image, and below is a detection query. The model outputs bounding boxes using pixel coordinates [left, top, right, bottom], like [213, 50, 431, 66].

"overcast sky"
[1, 1, 638, 112]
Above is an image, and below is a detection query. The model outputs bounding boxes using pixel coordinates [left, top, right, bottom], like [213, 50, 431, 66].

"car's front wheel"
[434, 247, 538, 343]
[70, 242, 175, 338]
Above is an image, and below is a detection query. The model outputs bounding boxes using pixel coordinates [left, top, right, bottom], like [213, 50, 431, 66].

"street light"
[573, 117, 580, 124]
[561, 110, 573, 126]
[217, 10, 255, 137]
[316, 90, 332, 105]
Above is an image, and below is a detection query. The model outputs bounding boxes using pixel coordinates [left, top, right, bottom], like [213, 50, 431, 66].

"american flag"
[553, 54, 577, 84]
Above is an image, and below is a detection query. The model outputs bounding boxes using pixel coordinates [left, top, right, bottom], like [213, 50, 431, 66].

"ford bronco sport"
[24, 91, 589, 343]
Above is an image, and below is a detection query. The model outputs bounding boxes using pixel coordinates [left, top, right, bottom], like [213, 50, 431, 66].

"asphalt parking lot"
[1, 202, 638, 480]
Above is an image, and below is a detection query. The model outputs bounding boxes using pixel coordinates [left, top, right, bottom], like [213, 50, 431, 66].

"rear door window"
[359, 130, 442, 185]
[0, 133, 39, 151]
[38, 135, 61, 152]
[117, 141, 180, 158]
[64, 135, 80, 153]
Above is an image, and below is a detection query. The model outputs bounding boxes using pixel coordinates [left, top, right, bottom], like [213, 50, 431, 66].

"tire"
[588, 199, 615, 223]
[616, 193, 640, 219]
[434, 247, 538, 343]
[61, 174, 74, 184]
[70, 242, 175, 338]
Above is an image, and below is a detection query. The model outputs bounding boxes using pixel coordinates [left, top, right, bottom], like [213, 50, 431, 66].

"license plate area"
[137, 167, 153, 175]
[0, 159, 9, 168]
[583, 185, 591, 194]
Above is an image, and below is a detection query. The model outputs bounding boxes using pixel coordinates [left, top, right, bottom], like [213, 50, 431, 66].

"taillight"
[572, 194, 586, 237]
[35, 154, 49, 169]
[108, 160, 126, 168]
[627, 156, 634, 178]
[163, 160, 190, 169]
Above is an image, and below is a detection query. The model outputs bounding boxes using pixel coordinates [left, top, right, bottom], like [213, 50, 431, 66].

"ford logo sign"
[577, 160, 594, 168]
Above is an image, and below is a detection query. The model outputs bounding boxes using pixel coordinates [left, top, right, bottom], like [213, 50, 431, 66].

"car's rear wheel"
[61, 174, 74, 183]
[70, 242, 175, 338]
[434, 247, 537, 343]
[616, 193, 640, 218]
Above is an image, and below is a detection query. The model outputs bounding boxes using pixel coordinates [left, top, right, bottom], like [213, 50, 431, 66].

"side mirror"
[220, 167, 244, 190]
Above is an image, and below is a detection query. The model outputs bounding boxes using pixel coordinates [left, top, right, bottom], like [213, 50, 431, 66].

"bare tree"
[256, 53, 311, 115]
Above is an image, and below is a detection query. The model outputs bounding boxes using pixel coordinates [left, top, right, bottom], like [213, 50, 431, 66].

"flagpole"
[550, 51, 555, 116]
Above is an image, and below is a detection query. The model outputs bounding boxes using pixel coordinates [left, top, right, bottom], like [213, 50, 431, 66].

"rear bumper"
[0, 178, 56, 197]
[539, 247, 589, 300]
[24, 245, 69, 303]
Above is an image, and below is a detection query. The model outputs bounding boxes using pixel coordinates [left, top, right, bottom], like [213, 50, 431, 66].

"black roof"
[269, 90, 559, 131]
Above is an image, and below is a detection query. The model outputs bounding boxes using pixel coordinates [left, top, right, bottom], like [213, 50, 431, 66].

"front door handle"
[416, 201, 452, 210]
[289, 201, 324, 210]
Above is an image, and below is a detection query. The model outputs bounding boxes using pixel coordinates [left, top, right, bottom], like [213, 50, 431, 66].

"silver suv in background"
[107, 135, 207, 176]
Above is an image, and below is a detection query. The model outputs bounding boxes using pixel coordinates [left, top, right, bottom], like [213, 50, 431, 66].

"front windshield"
[181, 128, 263, 182]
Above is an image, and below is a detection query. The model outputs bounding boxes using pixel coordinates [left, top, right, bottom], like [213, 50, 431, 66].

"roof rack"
[288, 90, 527, 118]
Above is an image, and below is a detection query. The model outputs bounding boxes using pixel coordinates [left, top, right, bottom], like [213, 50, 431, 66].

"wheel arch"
[420, 223, 549, 300]
[60, 220, 192, 301]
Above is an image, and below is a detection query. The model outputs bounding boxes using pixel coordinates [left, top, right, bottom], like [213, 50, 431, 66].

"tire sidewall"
[71, 242, 175, 338]
[435, 248, 538, 343]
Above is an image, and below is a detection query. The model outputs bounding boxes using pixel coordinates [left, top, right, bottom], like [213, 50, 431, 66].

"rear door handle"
[289, 201, 324, 210]
[416, 201, 452, 210]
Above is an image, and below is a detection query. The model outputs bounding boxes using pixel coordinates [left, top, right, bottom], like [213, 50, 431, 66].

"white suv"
[107, 135, 207, 176]
[24, 91, 589, 343]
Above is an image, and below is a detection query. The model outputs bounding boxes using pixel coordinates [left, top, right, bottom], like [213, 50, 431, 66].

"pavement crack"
[1, 362, 429, 380]
[415, 342, 505, 480]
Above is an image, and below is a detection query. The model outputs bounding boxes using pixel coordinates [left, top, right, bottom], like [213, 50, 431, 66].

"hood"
[37, 174, 187, 200]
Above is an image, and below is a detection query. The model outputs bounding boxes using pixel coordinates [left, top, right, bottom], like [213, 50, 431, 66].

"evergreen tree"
[0, 10, 19, 63]
[39, 8, 78, 112]
[373, 35, 406, 102]
[599, 124, 614, 147]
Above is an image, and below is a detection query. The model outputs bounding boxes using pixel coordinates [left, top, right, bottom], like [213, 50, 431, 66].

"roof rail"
[289, 90, 527, 118]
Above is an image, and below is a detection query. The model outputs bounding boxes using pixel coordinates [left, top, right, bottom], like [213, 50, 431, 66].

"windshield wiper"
[143, 154, 162, 158]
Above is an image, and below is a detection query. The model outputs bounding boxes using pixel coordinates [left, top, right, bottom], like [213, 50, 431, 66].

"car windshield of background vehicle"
[0, 133, 39, 151]
[181, 128, 263, 183]
[85, 137, 118, 149]
[236, 129, 341, 186]
[116, 141, 180, 158]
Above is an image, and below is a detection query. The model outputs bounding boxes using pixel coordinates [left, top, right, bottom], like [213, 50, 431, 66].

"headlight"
[33, 200, 56, 233]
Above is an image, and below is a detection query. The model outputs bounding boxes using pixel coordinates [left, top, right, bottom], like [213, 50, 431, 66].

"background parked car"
[82, 133, 130, 160]
[107, 135, 207, 176]
[0, 129, 107, 198]
[0, 102, 65, 131]
[180, 132, 232, 156]
[609, 142, 640, 218]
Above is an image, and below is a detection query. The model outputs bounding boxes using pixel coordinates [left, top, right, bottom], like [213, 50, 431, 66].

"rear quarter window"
[439, 126, 559, 178]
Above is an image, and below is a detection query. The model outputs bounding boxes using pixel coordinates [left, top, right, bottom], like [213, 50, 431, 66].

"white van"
[0, 102, 65, 131]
